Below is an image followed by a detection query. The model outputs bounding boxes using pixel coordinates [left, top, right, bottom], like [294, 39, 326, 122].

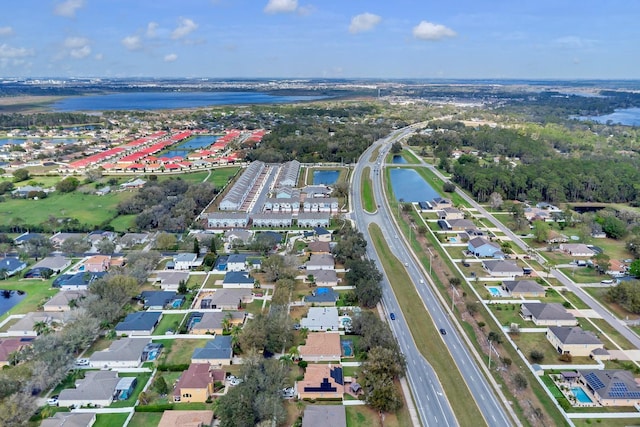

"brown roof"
[0, 338, 33, 363]
[157, 410, 215, 427]
[173, 363, 223, 396]
[307, 241, 330, 253]
[299, 333, 341, 359]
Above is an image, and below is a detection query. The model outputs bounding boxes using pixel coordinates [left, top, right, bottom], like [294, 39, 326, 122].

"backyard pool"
[486, 286, 504, 297]
[449, 237, 458, 243]
[571, 387, 593, 404]
[342, 339, 354, 357]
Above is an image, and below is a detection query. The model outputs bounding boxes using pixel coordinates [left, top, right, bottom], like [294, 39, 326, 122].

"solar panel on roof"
[585, 373, 605, 389]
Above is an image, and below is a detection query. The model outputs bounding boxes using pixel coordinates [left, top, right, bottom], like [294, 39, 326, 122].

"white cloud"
[54, 0, 85, 18]
[0, 27, 14, 37]
[146, 22, 159, 38]
[164, 53, 178, 62]
[554, 36, 596, 49]
[171, 18, 198, 39]
[121, 35, 143, 51]
[0, 43, 33, 59]
[412, 21, 456, 41]
[349, 13, 381, 34]
[64, 37, 91, 58]
[264, 0, 297, 14]
[94, 53, 103, 60]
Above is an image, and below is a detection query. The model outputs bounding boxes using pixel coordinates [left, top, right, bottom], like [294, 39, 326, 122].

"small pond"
[0, 289, 26, 317]
[389, 168, 440, 202]
[392, 155, 407, 164]
[162, 135, 220, 158]
[313, 170, 339, 185]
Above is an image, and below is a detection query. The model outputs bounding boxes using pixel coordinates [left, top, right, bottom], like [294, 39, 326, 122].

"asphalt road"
[350, 128, 513, 427]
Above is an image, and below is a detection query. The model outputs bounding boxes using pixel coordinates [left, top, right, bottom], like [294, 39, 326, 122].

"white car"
[76, 358, 89, 366]
[47, 396, 59, 406]
[229, 378, 243, 386]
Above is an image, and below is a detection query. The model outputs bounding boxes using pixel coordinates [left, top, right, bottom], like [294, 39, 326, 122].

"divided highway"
[350, 128, 514, 427]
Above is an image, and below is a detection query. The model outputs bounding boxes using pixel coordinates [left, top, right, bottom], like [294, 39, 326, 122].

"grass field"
[0, 278, 58, 322]
[153, 313, 186, 335]
[0, 190, 131, 228]
[369, 224, 488, 427]
[93, 413, 130, 427]
[361, 166, 375, 213]
[154, 339, 209, 366]
[128, 412, 163, 427]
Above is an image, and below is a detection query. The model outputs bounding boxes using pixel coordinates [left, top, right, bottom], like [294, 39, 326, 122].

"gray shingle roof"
[192, 335, 233, 360]
[522, 303, 575, 322]
[90, 338, 150, 363]
[115, 311, 161, 332]
[503, 280, 545, 294]
[549, 326, 602, 345]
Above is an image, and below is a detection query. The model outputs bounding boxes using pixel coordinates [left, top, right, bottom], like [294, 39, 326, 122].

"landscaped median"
[361, 166, 376, 213]
[369, 223, 487, 427]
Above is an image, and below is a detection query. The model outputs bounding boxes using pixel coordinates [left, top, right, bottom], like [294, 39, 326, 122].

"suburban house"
[262, 198, 300, 213]
[578, 370, 640, 407]
[546, 326, 603, 357]
[89, 338, 151, 369]
[438, 207, 465, 221]
[189, 312, 245, 335]
[431, 197, 452, 209]
[140, 291, 179, 310]
[219, 161, 266, 211]
[467, 237, 503, 258]
[274, 186, 301, 199]
[0, 337, 33, 367]
[502, 280, 545, 298]
[302, 405, 347, 427]
[520, 303, 577, 326]
[43, 290, 87, 312]
[152, 271, 190, 291]
[58, 370, 120, 407]
[297, 364, 344, 400]
[302, 185, 333, 199]
[606, 260, 628, 277]
[559, 244, 596, 257]
[299, 332, 342, 362]
[31, 256, 72, 274]
[310, 269, 339, 287]
[115, 311, 162, 336]
[119, 232, 150, 248]
[313, 227, 332, 243]
[7, 312, 67, 336]
[301, 307, 340, 331]
[306, 253, 335, 271]
[222, 271, 255, 289]
[307, 241, 331, 254]
[81, 255, 123, 272]
[224, 229, 253, 245]
[0, 257, 27, 277]
[252, 213, 293, 228]
[157, 410, 215, 427]
[303, 197, 339, 213]
[482, 260, 523, 277]
[191, 335, 233, 366]
[172, 253, 199, 270]
[201, 289, 253, 310]
[14, 232, 44, 245]
[226, 254, 247, 272]
[297, 212, 331, 228]
[206, 212, 250, 229]
[545, 230, 569, 244]
[41, 412, 96, 427]
[55, 271, 106, 290]
[173, 363, 225, 403]
[305, 288, 339, 306]
[446, 219, 477, 231]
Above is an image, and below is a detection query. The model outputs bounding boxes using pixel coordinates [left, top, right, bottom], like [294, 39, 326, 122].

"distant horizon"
[2, 1, 639, 79]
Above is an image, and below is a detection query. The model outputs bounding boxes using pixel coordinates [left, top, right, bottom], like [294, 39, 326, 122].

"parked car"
[47, 395, 59, 406]
[600, 279, 614, 284]
[76, 358, 89, 366]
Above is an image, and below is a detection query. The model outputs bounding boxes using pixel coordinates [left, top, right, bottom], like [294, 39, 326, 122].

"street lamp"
[426, 247, 434, 277]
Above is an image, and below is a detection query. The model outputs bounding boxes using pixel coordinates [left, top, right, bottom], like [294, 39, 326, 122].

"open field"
[0, 190, 132, 228]
[369, 224, 487, 427]
[361, 166, 375, 213]
[128, 412, 163, 427]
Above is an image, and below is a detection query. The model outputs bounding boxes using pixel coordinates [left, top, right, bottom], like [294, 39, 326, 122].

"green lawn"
[489, 304, 529, 327]
[154, 339, 209, 366]
[511, 332, 598, 366]
[559, 267, 603, 284]
[128, 412, 163, 427]
[369, 224, 488, 427]
[559, 289, 590, 309]
[93, 413, 129, 427]
[109, 214, 137, 232]
[154, 313, 186, 335]
[361, 166, 376, 213]
[0, 278, 58, 322]
[0, 190, 132, 228]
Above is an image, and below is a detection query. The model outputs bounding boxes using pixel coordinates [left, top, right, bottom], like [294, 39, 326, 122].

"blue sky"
[1, 0, 638, 79]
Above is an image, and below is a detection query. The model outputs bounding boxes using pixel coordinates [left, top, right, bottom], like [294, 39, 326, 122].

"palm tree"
[33, 321, 50, 336]
[298, 327, 309, 341]
[279, 354, 294, 367]
[288, 345, 300, 361]
[230, 324, 242, 350]
[222, 313, 233, 334]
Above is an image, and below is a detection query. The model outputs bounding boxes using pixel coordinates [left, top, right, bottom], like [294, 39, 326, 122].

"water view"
[161, 135, 220, 158]
[0, 289, 26, 317]
[313, 170, 340, 185]
[392, 155, 407, 164]
[577, 107, 640, 126]
[52, 92, 328, 112]
[389, 168, 440, 202]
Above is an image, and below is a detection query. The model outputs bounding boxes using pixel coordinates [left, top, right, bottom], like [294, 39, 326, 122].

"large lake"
[390, 168, 440, 202]
[0, 289, 26, 317]
[577, 107, 640, 126]
[52, 92, 327, 112]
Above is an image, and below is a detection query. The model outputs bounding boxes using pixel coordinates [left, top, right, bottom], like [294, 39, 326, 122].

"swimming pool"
[449, 237, 458, 243]
[342, 340, 354, 357]
[571, 387, 593, 404]
[486, 286, 503, 297]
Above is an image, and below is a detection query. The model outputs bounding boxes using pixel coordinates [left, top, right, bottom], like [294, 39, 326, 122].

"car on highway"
[390, 312, 396, 320]
[419, 279, 424, 284]
[439, 328, 447, 335]
[404, 262, 408, 266]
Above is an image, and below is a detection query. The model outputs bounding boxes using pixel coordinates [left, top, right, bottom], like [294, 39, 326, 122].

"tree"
[156, 232, 177, 250]
[442, 181, 456, 193]
[153, 375, 169, 395]
[20, 236, 53, 260]
[532, 220, 550, 243]
[607, 280, 640, 314]
[487, 331, 503, 345]
[261, 254, 287, 282]
[601, 216, 627, 239]
[390, 141, 402, 154]
[489, 192, 504, 210]
[514, 373, 528, 390]
[96, 238, 115, 254]
[593, 253, 611, 274]
[55, 177, 80, 193]
[529, 349, 545, 363]
[178, 280, 188, 295]
[61, 236, 91, 255]
[193, 238, 200, 255]
[630, 260, 640, 278]
[362, 347, 406, 413]
[449, 277, 461, 287]
[626, 235, 640, 258]
[12, 168, 30, 182]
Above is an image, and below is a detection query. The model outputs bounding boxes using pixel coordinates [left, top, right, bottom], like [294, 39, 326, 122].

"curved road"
[350, 128, 513, 427]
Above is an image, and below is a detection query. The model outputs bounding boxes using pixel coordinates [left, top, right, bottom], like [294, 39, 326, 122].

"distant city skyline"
[1, 0, 638, 79]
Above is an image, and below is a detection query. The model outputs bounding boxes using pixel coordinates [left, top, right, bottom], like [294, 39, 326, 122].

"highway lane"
[350, 128, 514, 427]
